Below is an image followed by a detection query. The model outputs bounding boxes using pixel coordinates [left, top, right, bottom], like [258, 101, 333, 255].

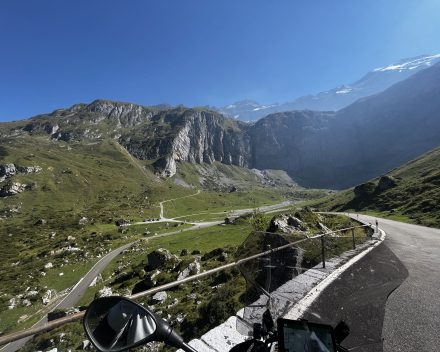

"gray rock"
[177, 261, 200, 281]
[8, 298, 16, 310]
[22, 299, 31, 307]
[98, 286, 113, 297]
[25, 290, 39, 298]
[79, 217, 88, 225]
[170, 313, 185, 326]
[42, 289, 57, 305]
[269, 214, 308, 234]
[144, 270, 161, 287]
[82, 340, 90, 350]
[0, 182, 27, 197]
[147, 248, 181, 270]
[35, 219, 46, 225]
[149, 291, 168, 305]
[167, 298, 179, 309]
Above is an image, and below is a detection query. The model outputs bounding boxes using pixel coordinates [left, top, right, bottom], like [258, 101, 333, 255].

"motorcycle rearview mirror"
[83, 296, 197, 352]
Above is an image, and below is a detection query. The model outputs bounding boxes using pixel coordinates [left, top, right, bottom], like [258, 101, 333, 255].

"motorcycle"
[83, 231, 382, 351]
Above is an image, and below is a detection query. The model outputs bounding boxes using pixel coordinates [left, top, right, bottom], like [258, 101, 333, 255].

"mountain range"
[1, 57, 440, 190]
[198, 54, 440, 122]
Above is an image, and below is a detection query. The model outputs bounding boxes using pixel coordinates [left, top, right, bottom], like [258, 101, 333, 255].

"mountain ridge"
[1, 60, 440, 189]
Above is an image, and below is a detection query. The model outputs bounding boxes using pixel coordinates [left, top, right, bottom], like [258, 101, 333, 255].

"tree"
[251, 208, 269, 232]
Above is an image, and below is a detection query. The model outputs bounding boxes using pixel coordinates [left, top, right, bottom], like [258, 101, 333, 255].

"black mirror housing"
[83, 296, 184, 352]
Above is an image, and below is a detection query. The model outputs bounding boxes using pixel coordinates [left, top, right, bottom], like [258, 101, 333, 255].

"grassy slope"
[307, 144, 440, 227]
[0, 135, 308, 337]
[18, 211, 369, 352]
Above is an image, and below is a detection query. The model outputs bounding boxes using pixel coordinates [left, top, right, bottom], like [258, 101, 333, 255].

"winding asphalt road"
[1, 199, 295, 351]
[355, 215, 440, 351]
[341, 214, 440, 351]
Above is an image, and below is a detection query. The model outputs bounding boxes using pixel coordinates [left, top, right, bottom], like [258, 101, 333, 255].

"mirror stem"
[181, 342, 198, 352]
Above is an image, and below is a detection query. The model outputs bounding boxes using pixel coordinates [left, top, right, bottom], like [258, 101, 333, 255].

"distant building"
[116, 219, 130, 227]
[225, 217, 238, 225]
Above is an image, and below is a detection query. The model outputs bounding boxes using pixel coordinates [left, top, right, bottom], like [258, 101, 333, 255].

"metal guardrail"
[0, 224, 373, 346]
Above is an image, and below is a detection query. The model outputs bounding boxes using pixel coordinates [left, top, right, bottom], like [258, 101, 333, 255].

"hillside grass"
[18, 211, 366, 352]
[306, 145, 440, 228]
[0, 135, 311, 339]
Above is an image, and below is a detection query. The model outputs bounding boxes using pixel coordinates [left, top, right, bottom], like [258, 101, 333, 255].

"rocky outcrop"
[121, 109, 252, 177]
[268, 214, 309, 234]
[0, 164, 41, 182]
[354, 182, 376, 198]
[378, 175, 397, 190]
[147, 248, 181, 270]
[177, 260, 200, 281]
[0, 181, 28, 197]
[149, 291, 168, 305]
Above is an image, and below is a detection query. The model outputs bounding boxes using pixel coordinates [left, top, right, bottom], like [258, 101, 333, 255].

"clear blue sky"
[1, 0, 439, 122]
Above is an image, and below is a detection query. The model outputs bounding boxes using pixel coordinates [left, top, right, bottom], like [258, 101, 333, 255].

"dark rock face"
[354, 182, 376, 198]
[378, 175, 397, 190]
[147, 248, 180, 270]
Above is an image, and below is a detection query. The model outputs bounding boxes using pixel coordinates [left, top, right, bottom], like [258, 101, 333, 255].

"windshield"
[235, 231, 388, 347]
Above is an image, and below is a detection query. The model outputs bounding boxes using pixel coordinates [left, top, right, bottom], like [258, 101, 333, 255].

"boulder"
[147, 248, 181, 270]
[180, 248, 190, 256]
[170, 313, 186, 326]
[44, 262, 53, 269]
[79, 217, 88, 225]
[35, 219, 46, 225]
[42, 289, 57, 305]
[82, 340, 90, 350]
[0, 182, 27, 197]
[354, 181, 376, 198]
[218, 252, 228, 262]
[144, 270, 161, 287]
[149, 291, 168, 305]
[22, 299, 31, 307]
[0, 164, 17, 181]
[378, 175, 397, 190]
[25, 290, 39, 298]
[89, 274, 103, 287]
[269, 214, 308, 234]
[8, 298, 16, 310]
[177, 261, 200, 280]
[97, 286, 113, 297]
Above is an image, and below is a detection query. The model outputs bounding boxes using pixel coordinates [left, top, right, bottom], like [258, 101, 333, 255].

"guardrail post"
[265, 245, 271, 291]
[321, 236, 325, 268]
[352, 227, 356, 249]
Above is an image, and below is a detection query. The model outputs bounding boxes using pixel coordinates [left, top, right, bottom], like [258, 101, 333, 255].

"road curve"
[1, 199, 296, 351]
[356, 214, 440, 351]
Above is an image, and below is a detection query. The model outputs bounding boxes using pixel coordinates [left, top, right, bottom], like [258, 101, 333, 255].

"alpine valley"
[1, 54, 440, 351]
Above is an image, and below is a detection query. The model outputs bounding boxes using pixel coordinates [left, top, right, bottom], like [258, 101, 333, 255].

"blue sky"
[1, 0, 439, 122]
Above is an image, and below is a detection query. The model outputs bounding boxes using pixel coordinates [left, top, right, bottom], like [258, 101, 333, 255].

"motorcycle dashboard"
[277, 319, 337, 352]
